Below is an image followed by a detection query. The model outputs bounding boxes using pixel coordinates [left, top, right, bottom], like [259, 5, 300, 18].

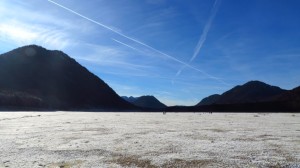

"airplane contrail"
[175, 0, 221, 77]
[112, 38, 143, 53]
[48, 0, 227, 84]
[190, 0, 221, 62]
[113, 39, 223, 81]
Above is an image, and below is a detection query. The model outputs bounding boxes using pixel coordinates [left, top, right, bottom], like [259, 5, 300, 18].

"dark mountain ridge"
[216, 81, 286, 104]
[196, 81, 286, 106]
[196, 94, 221, 106]
[189, 81, 300, 112]
[0, 45, 299, 112]
[0, 45, 136, 111]
[122, 95, 167, 109]
[274, 86, 300, 110]
[121, 96, 138, 103]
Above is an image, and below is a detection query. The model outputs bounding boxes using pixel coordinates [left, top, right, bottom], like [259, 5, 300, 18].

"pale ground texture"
[0, 112, 299, 168]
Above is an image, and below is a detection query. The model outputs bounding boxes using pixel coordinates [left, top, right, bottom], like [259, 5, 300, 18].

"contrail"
[48, 0, 168, 54]
[113, 38, 223, 81]
[176, 66, 184, 76]
[190, 0, 221, 62]
[175, 0, 221, 77]
[48, 0, 227, 84]
[112, 38, 142, 53]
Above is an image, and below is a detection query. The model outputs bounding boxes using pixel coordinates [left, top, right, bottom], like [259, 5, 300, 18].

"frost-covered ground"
[0, 112, 299, 168]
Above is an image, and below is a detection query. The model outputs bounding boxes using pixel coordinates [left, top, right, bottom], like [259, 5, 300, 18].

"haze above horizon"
[0, 0, 300, 106]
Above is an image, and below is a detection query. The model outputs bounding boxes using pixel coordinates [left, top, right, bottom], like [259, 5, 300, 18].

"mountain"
[276, 86, 300, 101]
[133, 96, 167, 109]
[122, 95, 167, 109]
[0, 90, 44, 110]
[121, 96, 138, 103]
[274, 86, 300, 110]
[196, 94, 220, 106]
[0, 45, 136, 111]
[195, 81, 285, 106]
[189, 80, 300, 112]
[197, 81, 286, 105]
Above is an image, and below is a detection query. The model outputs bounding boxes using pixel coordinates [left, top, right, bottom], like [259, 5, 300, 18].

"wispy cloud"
[0, 23, 37, 44]
[71, 42, 155, 73]
[0, 20, 70, 49]
[78, 57, 152, 71]
[0, 1, 75, 50]
[48, 0, 226, 84]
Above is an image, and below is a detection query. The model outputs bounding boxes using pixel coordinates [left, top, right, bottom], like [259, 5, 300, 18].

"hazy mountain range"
[0, 45, 299, 112]
[122, 96, 167, 109]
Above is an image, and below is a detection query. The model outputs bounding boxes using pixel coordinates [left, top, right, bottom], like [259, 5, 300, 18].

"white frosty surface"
[0, 112, 299, 168]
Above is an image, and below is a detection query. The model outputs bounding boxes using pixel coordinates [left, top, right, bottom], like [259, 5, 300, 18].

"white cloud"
[0, 20, 71, 50]
[0, 23, 38, 44]
[0, 0, 86, 50]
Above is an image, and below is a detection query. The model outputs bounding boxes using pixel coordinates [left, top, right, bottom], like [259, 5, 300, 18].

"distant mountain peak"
[217, 80, 286, 104]
[246, 80, 265, 84]
[196, 80, 287, 106]
[244, 80, 271, 87]
[121, 96, 138, 103]
[139, 95, 156, 99]
[122, 95, 167, 109]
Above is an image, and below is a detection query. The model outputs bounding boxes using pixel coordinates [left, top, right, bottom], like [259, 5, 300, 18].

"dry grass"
[111, 155, 156, 168]
[48, 160, 83, 168]
[205, 128, 229, 133]
[110, 155, 212, 168]
[161, 159, 212, 168]
[232, 137, 257, 142]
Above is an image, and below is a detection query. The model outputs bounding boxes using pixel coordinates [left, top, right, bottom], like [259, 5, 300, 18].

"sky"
[1, 0, 300, 106]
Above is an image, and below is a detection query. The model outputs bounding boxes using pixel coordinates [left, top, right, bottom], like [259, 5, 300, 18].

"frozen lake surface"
[0, 112, 299, 168]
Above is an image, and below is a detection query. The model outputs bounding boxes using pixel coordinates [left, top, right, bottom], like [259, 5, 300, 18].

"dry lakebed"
[0, 112, 299, 168]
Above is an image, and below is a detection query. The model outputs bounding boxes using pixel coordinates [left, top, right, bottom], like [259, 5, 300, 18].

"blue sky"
[1, 0, 300, 106]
